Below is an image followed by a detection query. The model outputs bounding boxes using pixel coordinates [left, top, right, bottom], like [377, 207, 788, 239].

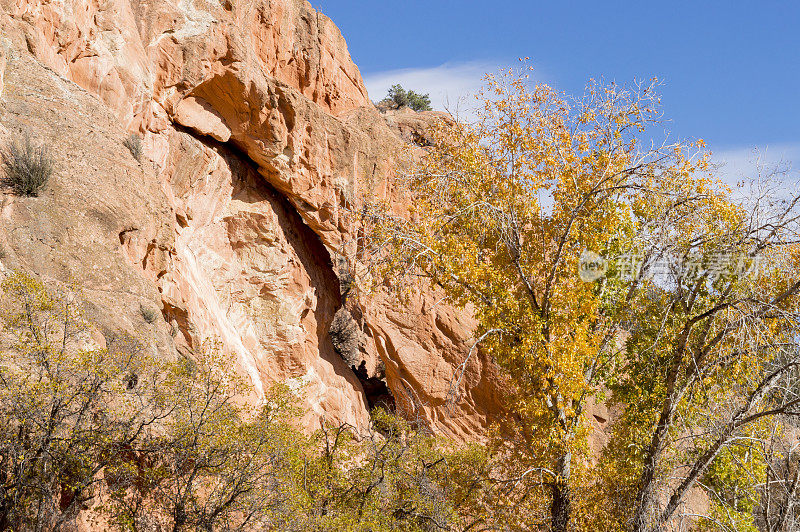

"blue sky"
[317, 1, 799, 182]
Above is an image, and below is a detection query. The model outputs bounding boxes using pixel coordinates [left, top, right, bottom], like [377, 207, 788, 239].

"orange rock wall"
[0, 0, 502, 439]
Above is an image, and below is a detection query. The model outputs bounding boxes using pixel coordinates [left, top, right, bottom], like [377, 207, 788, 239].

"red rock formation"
[0, 0, 503, 439]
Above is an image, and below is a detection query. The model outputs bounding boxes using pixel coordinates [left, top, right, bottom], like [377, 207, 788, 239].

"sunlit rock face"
[0, 0, 505, 439]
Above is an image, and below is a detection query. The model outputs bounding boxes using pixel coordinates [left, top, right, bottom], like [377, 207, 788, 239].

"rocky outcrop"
[0, 0, 504, 439]
[381, 107, 453, 147]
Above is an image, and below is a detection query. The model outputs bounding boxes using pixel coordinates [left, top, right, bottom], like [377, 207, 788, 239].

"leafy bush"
[300, 410, 489, 531]
[0, 273, 170, 530]
[122, 134, 143, 163]
[383, 84, 432, 112]
[1, 134, 53, 196]
[140, 304, 158, 324]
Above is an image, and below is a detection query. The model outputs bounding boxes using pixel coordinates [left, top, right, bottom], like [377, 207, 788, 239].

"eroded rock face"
[0, 0, 504, 439]
[0, 48, 174, 357]
[156, 130, 368, 428]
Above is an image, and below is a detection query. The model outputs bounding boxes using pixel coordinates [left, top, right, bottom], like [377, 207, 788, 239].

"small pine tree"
[384, 84, 432, 112]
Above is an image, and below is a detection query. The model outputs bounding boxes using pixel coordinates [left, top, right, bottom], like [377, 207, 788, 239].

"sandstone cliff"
[0, 0, 503, 439]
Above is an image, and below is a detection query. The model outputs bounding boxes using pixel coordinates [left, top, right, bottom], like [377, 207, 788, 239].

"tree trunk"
[550, 452, 572, 532]
[631, 339, 688, 532]
[0, 497, 12, 531]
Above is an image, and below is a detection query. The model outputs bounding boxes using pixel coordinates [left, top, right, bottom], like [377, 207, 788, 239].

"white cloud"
[363, 61, 499, 118]
[710, 143, 800, 206]
[712, 143, 800, 186]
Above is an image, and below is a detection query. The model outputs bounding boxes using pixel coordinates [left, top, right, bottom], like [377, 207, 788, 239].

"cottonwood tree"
[755, 420, 800, 532]
[360, 66, 800, 530]
[598, 169, 800, 532]
[691, 416, 800, 532]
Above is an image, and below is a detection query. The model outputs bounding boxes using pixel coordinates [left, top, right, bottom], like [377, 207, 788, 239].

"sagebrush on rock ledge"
[1, 134, 53, 196]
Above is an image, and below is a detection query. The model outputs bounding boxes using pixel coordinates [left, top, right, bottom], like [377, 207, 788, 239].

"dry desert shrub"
[1, 134, 53, 196]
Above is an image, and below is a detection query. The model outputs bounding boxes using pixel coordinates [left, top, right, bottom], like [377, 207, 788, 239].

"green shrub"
[122, 134, 143, 163]
[140, 304, 158, 324]
[1, 134, 53, 196]
[384, 84, 432, 112]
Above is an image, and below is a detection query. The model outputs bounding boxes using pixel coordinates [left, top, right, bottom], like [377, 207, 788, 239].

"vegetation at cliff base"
[0, 272, 490, 531]
[3, 66, 800, 532]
